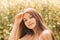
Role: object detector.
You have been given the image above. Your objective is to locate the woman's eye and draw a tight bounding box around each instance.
[30,16,33,18]
[24,19,27,22]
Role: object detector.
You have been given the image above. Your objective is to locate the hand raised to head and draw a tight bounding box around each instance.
[14,12,24,25]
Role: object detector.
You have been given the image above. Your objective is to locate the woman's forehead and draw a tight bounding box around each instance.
[23,13,32,19]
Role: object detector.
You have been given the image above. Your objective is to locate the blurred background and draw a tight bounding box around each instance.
[0,0,60,40]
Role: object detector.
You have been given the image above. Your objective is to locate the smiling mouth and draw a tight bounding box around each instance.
[28,23,33,26]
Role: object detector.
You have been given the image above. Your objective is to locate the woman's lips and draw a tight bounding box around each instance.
[28,23,33,26]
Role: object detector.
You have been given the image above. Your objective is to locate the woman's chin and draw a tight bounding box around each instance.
[28,26,35,29]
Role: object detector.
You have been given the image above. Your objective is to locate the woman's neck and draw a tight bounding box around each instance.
[32,26,39,35]
[32,26,43,36]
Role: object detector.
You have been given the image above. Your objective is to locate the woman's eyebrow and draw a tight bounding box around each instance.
[23,14,32,20]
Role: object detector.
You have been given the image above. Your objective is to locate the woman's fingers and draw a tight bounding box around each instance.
[15,12,24,19]
[15,12,24,25]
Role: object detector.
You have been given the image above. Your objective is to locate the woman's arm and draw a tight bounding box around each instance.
[8,23,19,40]
[8,12,24,40]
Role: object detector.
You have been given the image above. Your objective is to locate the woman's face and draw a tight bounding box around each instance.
[23,13,36,29]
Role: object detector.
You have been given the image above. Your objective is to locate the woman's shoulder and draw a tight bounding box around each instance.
[41,30,51,35]
[40,30,51,37]
[39,30,52,40]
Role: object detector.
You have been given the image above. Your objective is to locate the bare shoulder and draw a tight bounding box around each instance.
[39,30,52,40]
[41,30,51,35]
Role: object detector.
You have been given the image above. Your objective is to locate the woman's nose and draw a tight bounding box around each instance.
[27,20,31,23]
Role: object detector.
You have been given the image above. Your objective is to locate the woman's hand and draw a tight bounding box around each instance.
[14,12,24,25]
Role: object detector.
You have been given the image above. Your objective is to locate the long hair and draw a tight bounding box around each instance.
[15,8,54,40]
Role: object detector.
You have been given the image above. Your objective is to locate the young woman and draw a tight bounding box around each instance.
[8,8,54,40]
